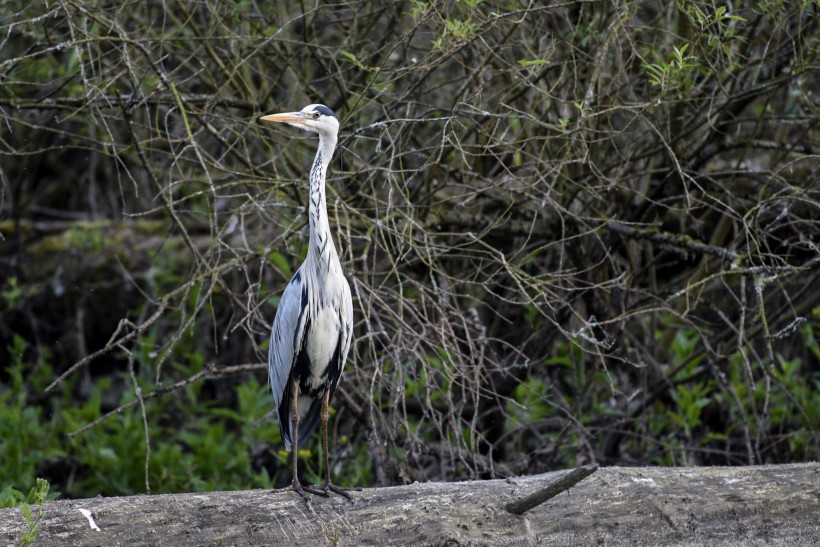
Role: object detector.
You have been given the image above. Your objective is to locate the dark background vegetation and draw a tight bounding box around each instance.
[1,0,818,502]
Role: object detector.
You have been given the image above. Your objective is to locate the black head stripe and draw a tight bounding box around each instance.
[313,104,335,117]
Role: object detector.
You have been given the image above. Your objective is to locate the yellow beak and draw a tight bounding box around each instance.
[260,112,305,124]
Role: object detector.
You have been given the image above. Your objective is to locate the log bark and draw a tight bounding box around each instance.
[1,464,818,546]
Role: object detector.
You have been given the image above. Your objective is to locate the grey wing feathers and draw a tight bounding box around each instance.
[268,269,307,448]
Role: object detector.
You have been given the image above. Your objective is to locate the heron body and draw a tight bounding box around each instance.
[262,104,354,501]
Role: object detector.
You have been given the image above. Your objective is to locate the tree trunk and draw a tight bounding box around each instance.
[1,464,817,546]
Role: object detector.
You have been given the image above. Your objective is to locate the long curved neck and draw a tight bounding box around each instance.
[308,132,338,267]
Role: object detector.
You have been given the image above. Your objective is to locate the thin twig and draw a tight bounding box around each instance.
[605,220,740,261]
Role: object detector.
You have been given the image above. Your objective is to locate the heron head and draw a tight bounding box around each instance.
[260,104,339,138]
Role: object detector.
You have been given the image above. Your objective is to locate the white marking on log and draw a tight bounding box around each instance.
[78,508,100,531]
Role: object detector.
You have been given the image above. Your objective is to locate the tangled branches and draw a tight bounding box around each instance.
[0,1,817,492]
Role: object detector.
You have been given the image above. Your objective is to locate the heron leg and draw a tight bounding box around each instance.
[319,388,356,502]
[289,381,325,503]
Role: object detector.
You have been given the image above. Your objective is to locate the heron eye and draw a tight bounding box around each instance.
[312,112,321,119]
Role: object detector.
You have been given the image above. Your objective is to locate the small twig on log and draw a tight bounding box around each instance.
[505,464,599,515]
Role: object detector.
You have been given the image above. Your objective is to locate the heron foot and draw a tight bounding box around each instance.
[289,479,358,504]
[290,480,326,505]
[323,482,358,503]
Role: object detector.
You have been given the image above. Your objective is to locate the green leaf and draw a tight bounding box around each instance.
[340,50,358,63]
[21,503,32,524]
[518,59,549,67]
[267,251,292,278]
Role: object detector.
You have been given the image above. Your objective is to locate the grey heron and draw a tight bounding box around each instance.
[261,104,354,502]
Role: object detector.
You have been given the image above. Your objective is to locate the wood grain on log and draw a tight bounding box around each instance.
[1,464,818,546]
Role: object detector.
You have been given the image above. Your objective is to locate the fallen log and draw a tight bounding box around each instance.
[1,463,817,545]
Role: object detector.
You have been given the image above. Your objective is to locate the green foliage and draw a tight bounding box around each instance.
[1,334,273,498]
[12,478,49,546]
[683,2,747,62]
[0,337,62,490]
[0,330,376,498]
[430,2,483,50]
[442,18,480,43]
[1,278,39,312]
[503,320,820,468]
[0,479,54,510]
[643,43,702,92]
